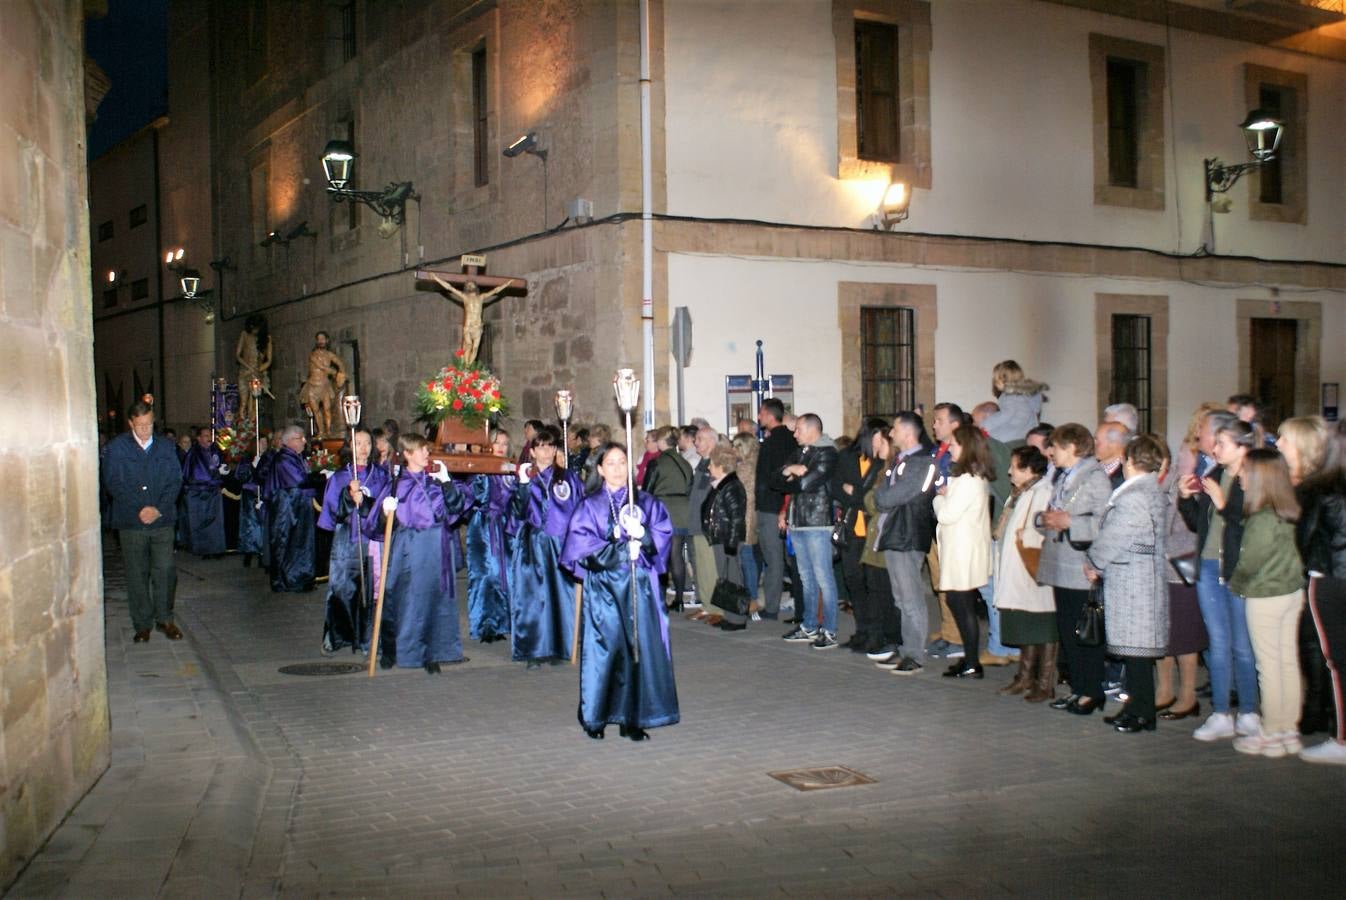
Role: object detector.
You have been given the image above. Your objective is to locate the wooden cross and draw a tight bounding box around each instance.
[415,255,528,364]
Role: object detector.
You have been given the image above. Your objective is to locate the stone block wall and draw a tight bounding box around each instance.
[0,0,110,887]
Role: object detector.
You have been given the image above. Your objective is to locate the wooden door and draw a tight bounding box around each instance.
[1250,318,1297,432]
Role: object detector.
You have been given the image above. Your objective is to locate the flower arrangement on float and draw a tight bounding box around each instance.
[307,445,339,474]
[415,350,509,430]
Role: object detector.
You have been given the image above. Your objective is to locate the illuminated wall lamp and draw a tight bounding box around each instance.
[878,181,911,229]
[1204,108,1284,202]
[320,139,418,226]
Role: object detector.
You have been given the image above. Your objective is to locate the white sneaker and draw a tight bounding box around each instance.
[1278,732,1303,755]
[1235,712,1263,737]
[1234,732,1284,758]
[1300,739,1346,765]
[1193,712,1236,742]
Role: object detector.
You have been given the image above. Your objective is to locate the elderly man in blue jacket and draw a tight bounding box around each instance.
[102,399,183,642]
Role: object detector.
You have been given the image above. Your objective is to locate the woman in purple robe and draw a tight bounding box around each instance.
[461,428,519,643]
[364,434,472,673]
[182,427,226,558]
[263,426,324,593]
[560,442,679,741]
[509,426,584,668]
[318,427,390,655]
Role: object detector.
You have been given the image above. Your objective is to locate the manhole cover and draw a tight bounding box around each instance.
[768,765,877,792]
[278,662,365,676]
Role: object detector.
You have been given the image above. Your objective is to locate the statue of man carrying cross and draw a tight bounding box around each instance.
[416,256,527,365]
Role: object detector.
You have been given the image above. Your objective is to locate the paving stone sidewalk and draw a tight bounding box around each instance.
[12,548,1346,897]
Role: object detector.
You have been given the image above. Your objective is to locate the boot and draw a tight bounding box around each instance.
[1300,617,1332,735]
[998,644,1037,696]
[1025,642,1058,703]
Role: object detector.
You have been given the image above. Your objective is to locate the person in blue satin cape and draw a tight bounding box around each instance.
[460,428,519,643]
[236,437,273,568]
[560,442,679,741]
[182,427,227,557]
[365,433,473,673]
[318,427,390,655]
[263,425,324,593]
[508,426,584,668]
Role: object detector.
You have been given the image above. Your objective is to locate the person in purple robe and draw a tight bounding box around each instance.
[560,442,679,741]
[182,427,227,558]
[318,427,390,655]
[509,426,584,668]
[364,433,473,673]
[460,428,519,643]
[263,425,324,593]
[236,436,273,568]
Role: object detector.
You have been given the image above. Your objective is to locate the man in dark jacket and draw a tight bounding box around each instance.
[873,411,939,673]
[830,417,892,653]
[753,398,798,620]
[770,413,840,648]
[102,399,184,643]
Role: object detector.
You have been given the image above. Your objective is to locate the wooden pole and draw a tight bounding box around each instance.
[367,509,396,677]
[570,582,583,665]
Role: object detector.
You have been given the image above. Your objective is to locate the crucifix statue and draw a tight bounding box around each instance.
[415,255,528,364]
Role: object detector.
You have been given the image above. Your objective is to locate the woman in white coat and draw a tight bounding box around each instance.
[934,424,996,679]
[993,445,1059,701]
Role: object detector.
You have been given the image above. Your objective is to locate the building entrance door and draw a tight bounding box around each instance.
[1249,317,1297,432]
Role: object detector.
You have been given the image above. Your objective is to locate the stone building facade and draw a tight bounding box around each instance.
[94,0,1346,447]
[1,0,109,887]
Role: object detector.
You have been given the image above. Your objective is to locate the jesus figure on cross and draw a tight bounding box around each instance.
[416,256,527,366]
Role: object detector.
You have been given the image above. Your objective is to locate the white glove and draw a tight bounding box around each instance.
[430,460,451,484]
[322,469,335,479]
[619,508,645,541]
[252,455,261,467]
[517,462,532,484]
[628,538,643,562]
[218,464,231,476]
[382,496,399,514]
[360,485,372,498]
[254,500,263,511]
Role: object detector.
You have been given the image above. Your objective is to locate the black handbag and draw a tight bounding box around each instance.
[1169,552,1198,587]
[1074,586,1105,647]
[710,577,751,617]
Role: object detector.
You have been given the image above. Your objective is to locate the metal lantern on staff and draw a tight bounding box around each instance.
[613,368,641,661]
[341,393,367,619]
[248,377,263,451]
[554,389,573,465]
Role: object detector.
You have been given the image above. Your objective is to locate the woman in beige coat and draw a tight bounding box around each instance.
[933,424,996,679]
[993,445,1058,700]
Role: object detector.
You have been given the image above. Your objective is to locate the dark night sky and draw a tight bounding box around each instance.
[86,0,169,160]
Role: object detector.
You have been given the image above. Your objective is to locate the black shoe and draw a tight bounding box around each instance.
[942,663,983,679]
[1050,693,1080,710]
[1103,707,1128,725]
[379,655,396,670]
[1066,697,1100,716]
[526,660,543,670]
[619,725,649,742]
[424,662,441,674]
[843,634,865,650]
[585,727,605,740]
[716,620,747,631]
[1114,713,1157,733]
[667,599,684,612]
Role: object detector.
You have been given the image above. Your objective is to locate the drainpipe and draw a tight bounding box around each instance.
[638,0,655,432]
[152,125,167,424]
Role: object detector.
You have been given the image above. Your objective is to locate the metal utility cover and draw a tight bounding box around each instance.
[278,662,365,676]
[768,765,877,792]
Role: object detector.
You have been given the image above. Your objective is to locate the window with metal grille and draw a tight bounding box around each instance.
[1105,57,1144,188]
[129,204,147,228]
[860,306,915,419]
[472,46,488,188]
[340,1,356,62]
[102,288,118,309]
[97,220,113,242]
[1111,314,1152,433]
[1258,82,1291,205]
[855,21,900,163]
[130,278,149,302]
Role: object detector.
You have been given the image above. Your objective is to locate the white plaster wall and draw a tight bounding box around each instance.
[663,0,1346,262]
[665,252,1344,452]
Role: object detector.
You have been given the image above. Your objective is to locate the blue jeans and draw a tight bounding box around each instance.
[739,543,761,599]
[983,567,1018,658]
[791,528,838,635]
[1196,558,1259,714]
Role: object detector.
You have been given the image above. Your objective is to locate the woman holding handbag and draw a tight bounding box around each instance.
[933,424,996,679]
[702,444,750,630]
[1084,435,1171,733]
[992,445,1057,700]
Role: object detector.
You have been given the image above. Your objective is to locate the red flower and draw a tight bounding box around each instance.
[474,402,484,412]
[451,398,464,411]
[454,349,464,358]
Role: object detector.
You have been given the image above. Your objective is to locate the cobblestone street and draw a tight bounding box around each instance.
[12,547,1346,897]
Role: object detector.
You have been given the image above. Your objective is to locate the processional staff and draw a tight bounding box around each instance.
[342,395,367,616]
[614,369,642,664]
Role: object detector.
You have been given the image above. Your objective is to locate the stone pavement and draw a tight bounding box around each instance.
[11,546,1346,897]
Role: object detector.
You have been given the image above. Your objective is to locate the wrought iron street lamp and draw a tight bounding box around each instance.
[320,139,418,225]
[1204,109,1285,201]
